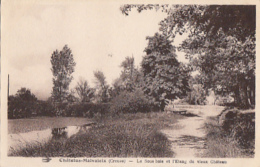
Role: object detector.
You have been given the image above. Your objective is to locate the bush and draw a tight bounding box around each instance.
[222,112,255,149]
[204,124,243,157]
[8,97,37,119]
[36,101,56,117]
[64,102,110,117]
[204,111,255,158]
[8,98,56,118]
[109,89,151,114]
[8,88,38,119]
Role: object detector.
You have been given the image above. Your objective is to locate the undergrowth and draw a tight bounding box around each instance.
[203,114,254,158]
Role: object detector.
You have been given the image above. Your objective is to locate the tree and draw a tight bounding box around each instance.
[171,5,256,108]
[188,33,255,107]
[93,70,109,103]
[113,56,143,93]
[187,84,207,105]
[120,56,135,91]
[110,57,143,98]
[15,87,37,102]
[75,78,95,102]
[121,5,255,40]
[50,45,76,104]
[66,89,77,103]
[141,33,190,110]
[8,88,38,118]
[121,5,256,108]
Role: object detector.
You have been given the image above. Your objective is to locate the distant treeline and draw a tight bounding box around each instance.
[8,87,158,119]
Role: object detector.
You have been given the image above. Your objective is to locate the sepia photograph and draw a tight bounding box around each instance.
[1,0,259,166]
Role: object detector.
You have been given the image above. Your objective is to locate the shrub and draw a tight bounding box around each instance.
[203,119,243,158]
[109,89,151,114]
[64,102,110,117]
[222,112,255,149]
[36,101,56,116]
[204,111,255,158]
[51,102,70,116]
[8,88,38,119]
[8,97,37,119]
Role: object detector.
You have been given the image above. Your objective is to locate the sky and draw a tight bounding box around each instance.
[3,1,189,100]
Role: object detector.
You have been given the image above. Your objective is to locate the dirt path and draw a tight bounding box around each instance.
[161,105,224,158]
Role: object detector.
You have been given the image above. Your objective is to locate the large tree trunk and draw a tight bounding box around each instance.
[238,79,249,108]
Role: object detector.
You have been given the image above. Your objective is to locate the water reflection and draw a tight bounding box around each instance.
[8,123,94,153]
[51,127,68,139]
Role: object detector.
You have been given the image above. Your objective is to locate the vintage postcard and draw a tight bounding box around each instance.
[1,0,259,166]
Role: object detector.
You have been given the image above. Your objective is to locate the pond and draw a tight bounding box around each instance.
[8,123,95,154]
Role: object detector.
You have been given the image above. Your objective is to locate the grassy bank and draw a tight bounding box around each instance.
[8,117,93,134]
[203,116,254,158]
[9,112,183,157]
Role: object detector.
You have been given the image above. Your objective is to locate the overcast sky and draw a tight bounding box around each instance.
[4,1,188,100]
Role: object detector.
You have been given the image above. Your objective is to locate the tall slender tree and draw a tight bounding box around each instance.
[51,45,76,104]
[93,70,109,103]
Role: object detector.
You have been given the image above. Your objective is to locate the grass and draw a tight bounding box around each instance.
[9,112,184,157]
[8,117,93,134]
[203,116,254,158]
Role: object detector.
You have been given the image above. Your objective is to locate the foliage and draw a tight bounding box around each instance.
[111,56,143,97]
[109,89,151,114]
[8,88,38,119]
[204,119,243,158]
[66,89,78,103]
[50,45,76,104]
[8,88,57,118]
[64,103,110,117]
[173,6,256,108]
[120,56,143,91]
[64,103,93,117]
[75,78,95,102]
[110,78,125,97]
[186,32,255,108]
[121,5,255,40]
[93,71,110,103]
[36,100,56,117]
[186,84,207,105]
[221,111,255,149]
[204,112,255,157]
[15,88,38,101]
[141,33,190,110]
[121,5,255,108]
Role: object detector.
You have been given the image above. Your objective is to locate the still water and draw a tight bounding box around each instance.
[8,123,95,153]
